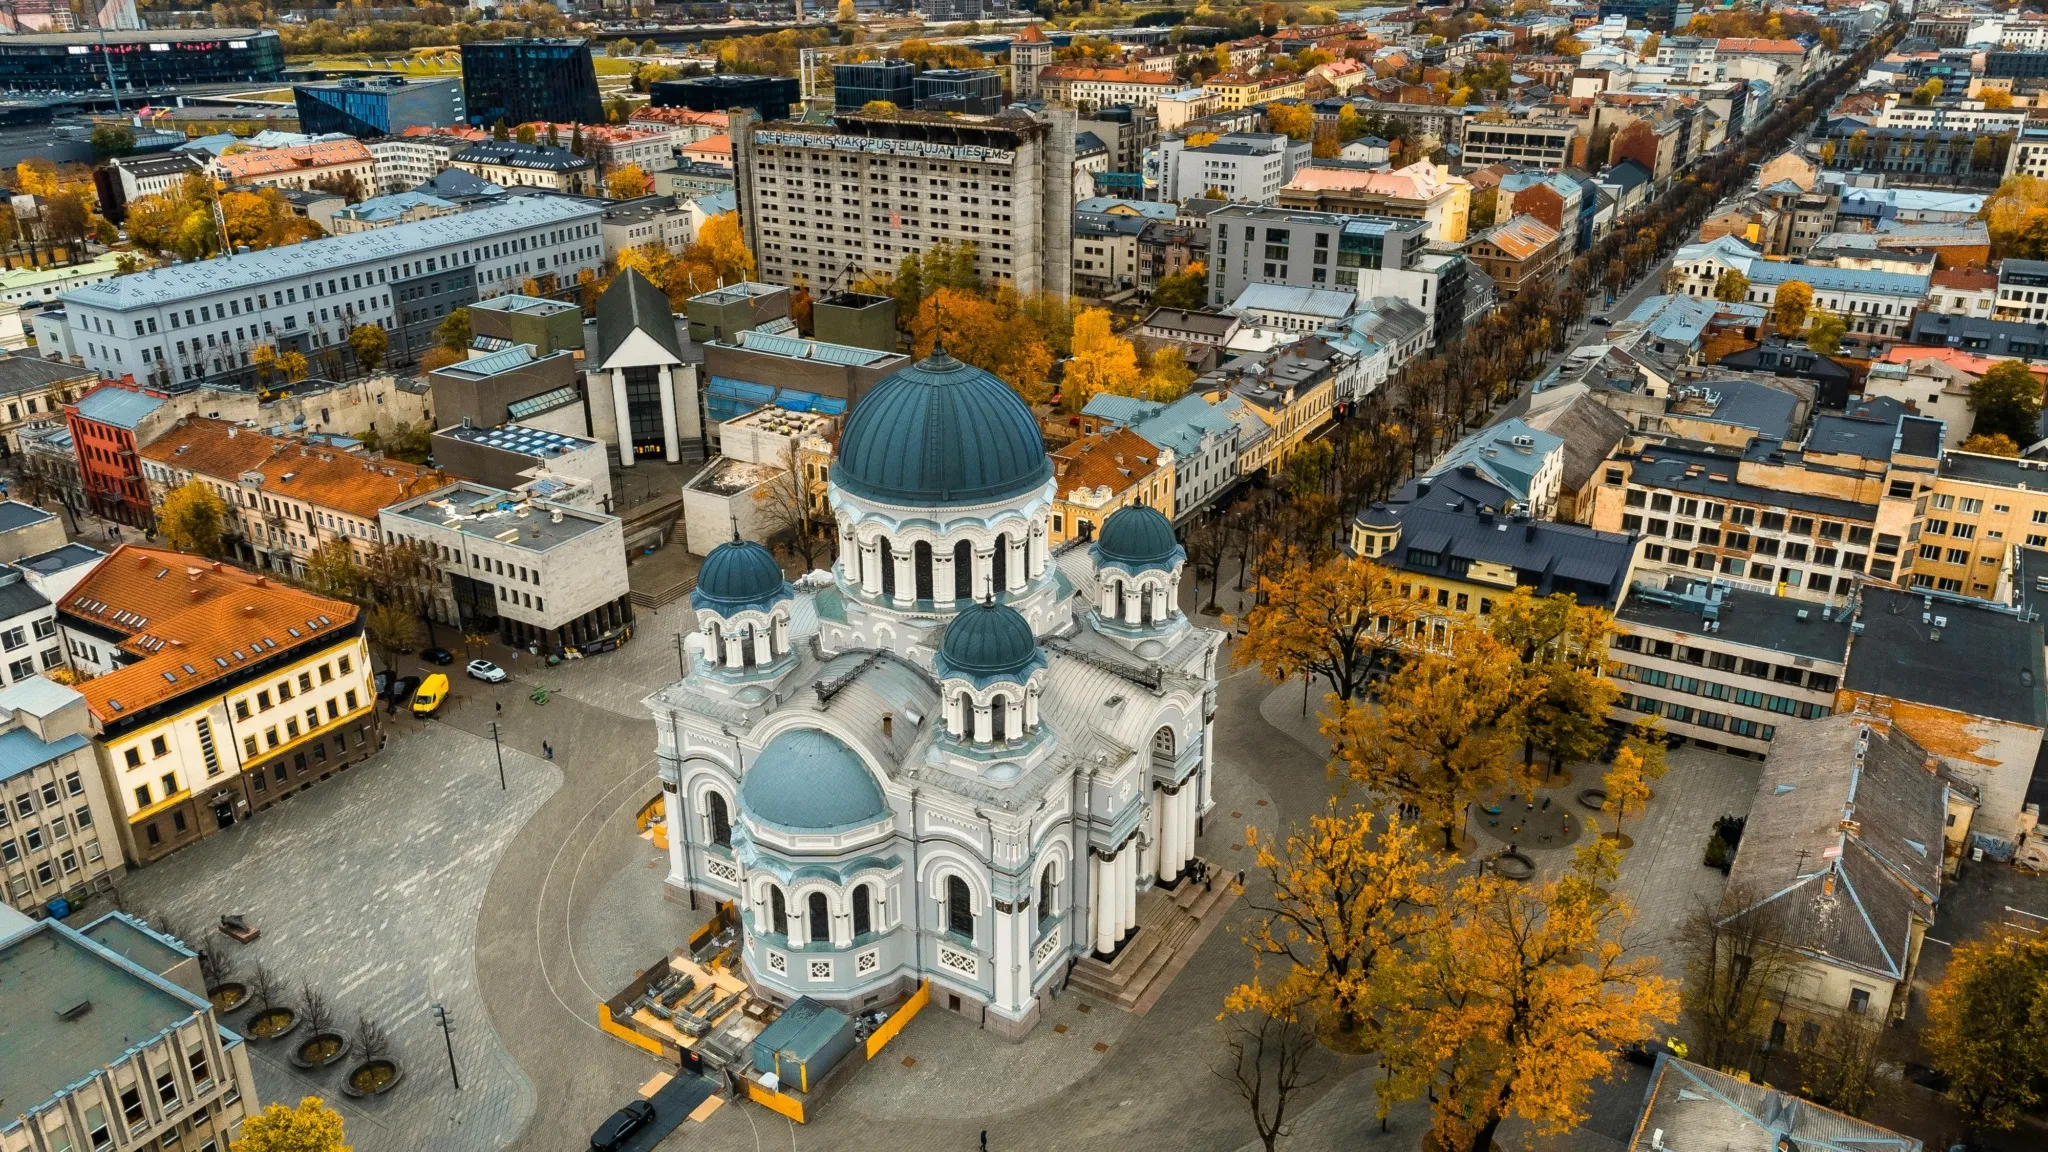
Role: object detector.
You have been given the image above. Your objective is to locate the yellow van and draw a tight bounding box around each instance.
[411,673,449,716]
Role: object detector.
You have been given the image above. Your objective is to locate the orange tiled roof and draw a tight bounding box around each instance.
[1881,345,2048,381]
[216,140,372,180]
[1014,22,1048,43]
[1482,214,1562,260]
[1930,268,1996,290]
[518,122,661,144]
[139,418,443,521]
[400,125,487,141]
[682,134,733,158]
[1038,64,1182,84]
[629,107,729,128]
[1718,37,1805,53]
[59,545,361,723]
[1053,427,1163,497]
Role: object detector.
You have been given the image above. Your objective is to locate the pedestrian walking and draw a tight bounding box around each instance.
[543,740,554,760]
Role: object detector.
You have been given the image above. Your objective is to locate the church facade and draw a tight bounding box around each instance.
[649,350,1224,1038]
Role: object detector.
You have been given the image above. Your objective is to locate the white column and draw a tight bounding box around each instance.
[1142,791,1161,882]
[860,540,882,596]
[934,549,956,602]
[973,548,992,601]
[1008,535,1027,591]
[973,702,991,744]
[610,368,634,467]
[723,634,743,669]
[891,548,912,605]
[840,528,859,584]
[1201,718,1216,810]
[1122,842,1137,932]
[1123,584,1142,625]
[771,615,788,656]
[656,365,680,463]
[1093,854,1115,954]
[1098,579,1117,617]
[1160,791,1179,882]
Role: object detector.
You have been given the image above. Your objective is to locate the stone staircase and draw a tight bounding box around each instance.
[1067,861,1238,1015]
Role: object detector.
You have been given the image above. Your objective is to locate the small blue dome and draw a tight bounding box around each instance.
[834,349,1053,506]
[936,600,1045,685]
[740,729,889,832]
[1094,505,1184,573]
[692,538,790,614]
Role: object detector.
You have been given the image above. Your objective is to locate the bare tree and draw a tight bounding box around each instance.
[1215,996,1327,1152]
[1183,515,1226,612]
[1795,1007,1895,1117]
[300,983,332,1037]
[1677,882,1807,1075]
[198,946,234,989]
[752,441,827,571]
[354,1013,390,1061]
[249,964,281,1011]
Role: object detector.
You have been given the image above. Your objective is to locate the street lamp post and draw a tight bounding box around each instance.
[488,721,505,791]
[432,1003,460,1090]
[673,631,687,679]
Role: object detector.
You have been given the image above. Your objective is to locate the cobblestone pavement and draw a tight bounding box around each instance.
[117,718,562,1152]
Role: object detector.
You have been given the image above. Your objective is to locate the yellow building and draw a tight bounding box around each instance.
[1048,427,1176,546]
[1908,451,2048,599]
[1202,343,1338,477]
[57,546,381,866]
[1203,71,1308,111]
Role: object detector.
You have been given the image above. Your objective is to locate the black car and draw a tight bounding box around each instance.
[590,1100,656,1150]
[421,647,455,666]
[388,675,422,713]
[375,670,393,699]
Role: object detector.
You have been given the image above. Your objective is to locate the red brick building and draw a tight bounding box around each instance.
[66,383,170,528]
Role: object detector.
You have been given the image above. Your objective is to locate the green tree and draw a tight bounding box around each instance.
[1806,311,1848,354]
[1925,928,2048,1129]
[1712,269,1749,302]
[436,308,471,353]
[347,324,388,375]
[1970,359,2044,444]
[157,479,226,557]
[89,124,135,160]
[1153,261,1208,310]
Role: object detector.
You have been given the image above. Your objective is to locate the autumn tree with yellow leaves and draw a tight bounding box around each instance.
[1378,840,1678,1152]
[605,163,654,200]
[910,287,1057,404]
[1486,589,1620,776]
[1237,800,1451,1035]
[1325,631,1538,851]
[158,479,227,557]
[234,1095,350,1152]
[1231,548,1420,701]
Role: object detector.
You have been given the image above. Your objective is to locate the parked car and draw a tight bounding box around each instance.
[421,646,455,665]
[590,1100,656,1150]
[411,673,449,716]
[387,675,422,712]
[467,659,507,683]
[375,669,393,699]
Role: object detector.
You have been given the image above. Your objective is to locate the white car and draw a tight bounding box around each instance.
[466,659,507,683]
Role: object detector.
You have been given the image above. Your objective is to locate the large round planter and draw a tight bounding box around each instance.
[245,1007,298,1042]
[1495,851,1536,881]
[341,1059,403,1098]
[208,983,249,1014]
[289,1032,351,1071]
[1578,788,1608,812]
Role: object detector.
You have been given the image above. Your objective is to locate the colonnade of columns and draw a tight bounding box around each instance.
[704,613,789,670]
[1155,784,1196,885]
[844,528,1051,604]
[1096,572,1183,627]
[611,366,683,465]
[1090,838,1139,956]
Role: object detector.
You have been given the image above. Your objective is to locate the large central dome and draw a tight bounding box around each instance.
[833,349,1053,506]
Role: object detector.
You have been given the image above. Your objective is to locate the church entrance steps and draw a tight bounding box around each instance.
[1066,858,1238,1015]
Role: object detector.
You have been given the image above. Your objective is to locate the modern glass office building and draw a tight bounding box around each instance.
[459,38,602,129]
[648,75,800,124]
[295,76,465,138]
[0,29,284,93]
[834,60,913,111]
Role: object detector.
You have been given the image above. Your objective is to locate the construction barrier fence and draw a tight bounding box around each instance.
[864,979,930,1060]
[598,1000,665,1057]
[747,1078,806,1123]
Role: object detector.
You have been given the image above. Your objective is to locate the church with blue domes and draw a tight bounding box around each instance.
[648,349,1225,1038]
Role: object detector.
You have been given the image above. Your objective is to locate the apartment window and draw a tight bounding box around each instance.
[256,690,271,711]
[339,655,352,674]
[235,700,250,720]
[188,1046,211,1087]
[265,727,279,749]
[120,1086,144,1128]
[124,747,141,768]
[345,689,359,711]
[155,1069,179,1108]
[64,770,80,796]
[160,772,177,797]
[133,783,150,809]
[243,735,258,759]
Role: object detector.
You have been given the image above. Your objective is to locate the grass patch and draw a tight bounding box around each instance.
[236,88,296,104]
[593,55,639,76]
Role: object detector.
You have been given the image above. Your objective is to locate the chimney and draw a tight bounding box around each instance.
[242,605,257,617]
[882,711,894,738]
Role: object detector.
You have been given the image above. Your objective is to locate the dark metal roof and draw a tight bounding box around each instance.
[1372,468,1638,608]
[1617,575,1853,665]
[0,355,90,398]
[593,269,683,366]
[1845,587,2047,728]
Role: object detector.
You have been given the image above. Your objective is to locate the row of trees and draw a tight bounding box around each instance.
[126,173,327,262]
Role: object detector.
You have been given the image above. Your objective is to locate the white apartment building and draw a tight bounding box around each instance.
[1158,132,1310,204]
[110,153,204,203]
[1873,95,2029,134]
[0,912,258,1152]
[57,196,605,387]
[733,106,1077,298]
[0,565,65,690]
[0,677,123,915]
[366,134,475,195]
[1036,64,1184,109]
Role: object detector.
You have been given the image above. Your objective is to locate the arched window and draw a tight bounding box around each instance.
[992,532,1009,592]
[1038,865,1056,928]
[953,539,973,601]
[913,540,934,601]
[770,886,787,936]
[1114,579,1126,619]
[742,623,759,667]
[1151,727,1175,771]
[1141,584,1155,625]
[853,884,872,937]
[880,540,896,598]
[708,792,731,848]
[945,875,973,938]
[990,694,1008,743]
[808,891,830,944]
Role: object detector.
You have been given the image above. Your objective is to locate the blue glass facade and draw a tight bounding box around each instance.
[460,39,602,129]
[0,29,283,93]
[294,77,465,138]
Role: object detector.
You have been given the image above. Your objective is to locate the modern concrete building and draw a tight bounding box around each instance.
[732,106,1076,298]
[1158,132,1310,204]
[467,292,584,355]
[0,677,122,917]
[380,481,632,656]
[0,910,258,1152]
[429,345,586,436]
[57,196,606,387]
[56,547,379,866]
[429,422,612,514]
[585,270,698,466]
[1611,575,1848,756]
[0,500,64,564]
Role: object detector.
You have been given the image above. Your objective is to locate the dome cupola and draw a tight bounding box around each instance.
[692,537,796,675]
[833,348,1053,507]
[739,729,889,833]
[936,599,1045,686]
[692,537,790,615]
[1093,505,1184,574]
